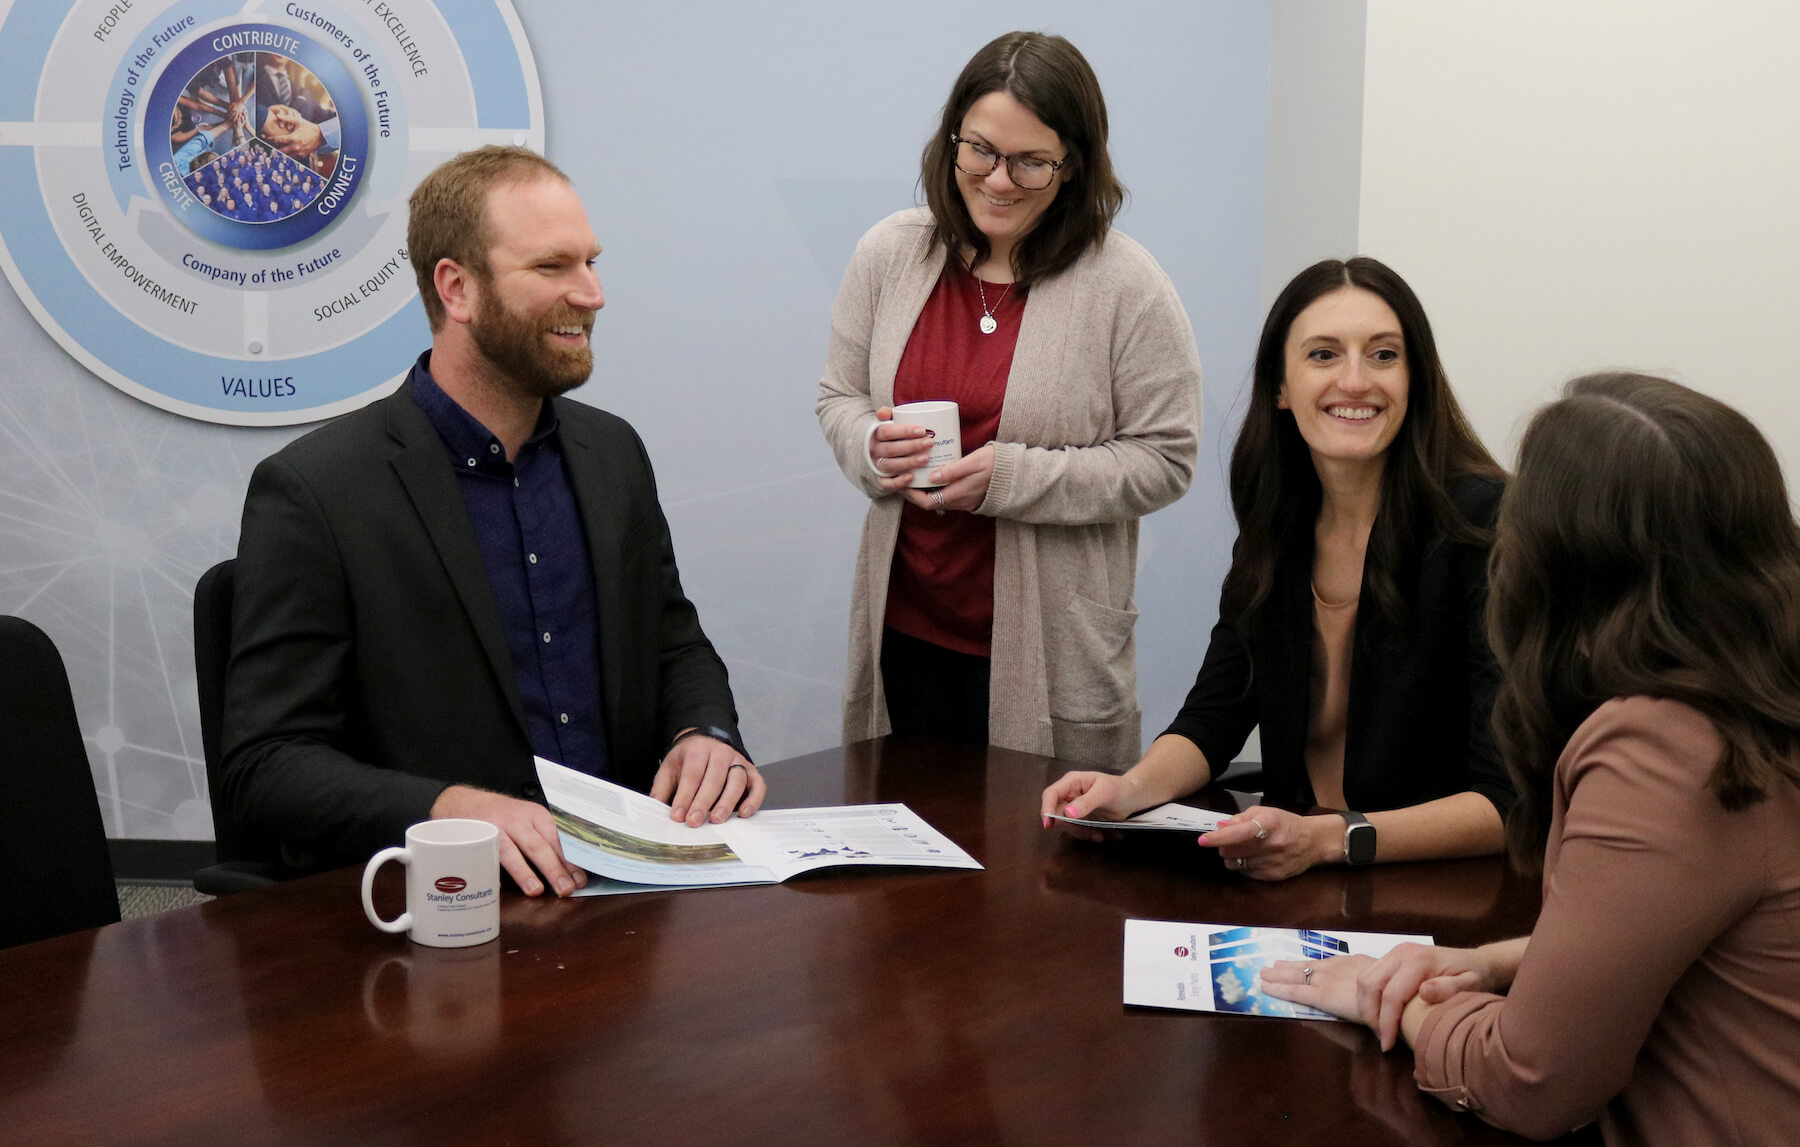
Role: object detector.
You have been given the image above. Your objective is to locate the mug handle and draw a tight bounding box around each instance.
[362,846,412,934]
[863,417,891,479]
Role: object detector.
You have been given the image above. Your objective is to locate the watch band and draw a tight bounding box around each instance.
[666,724,750,763]
[1337,810,1377,866]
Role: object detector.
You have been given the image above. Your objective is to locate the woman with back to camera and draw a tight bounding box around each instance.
[816,32,1203,765]
[1042,257,1513,878]
[1260,373,1800,1143]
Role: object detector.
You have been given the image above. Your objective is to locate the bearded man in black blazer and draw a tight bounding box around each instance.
[221,147,763,895]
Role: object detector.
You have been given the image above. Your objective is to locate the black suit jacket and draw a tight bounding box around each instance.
[220,379,741,870]
[1164,475,1514,816]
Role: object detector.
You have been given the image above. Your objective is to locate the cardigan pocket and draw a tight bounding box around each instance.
[1049,710,1142,768]
[1046,593,1139,724]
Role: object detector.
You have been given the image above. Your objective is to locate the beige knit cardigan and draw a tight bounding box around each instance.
[816,208,1203,765]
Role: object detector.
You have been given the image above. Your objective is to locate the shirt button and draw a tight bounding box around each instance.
[542,632,552,644]
[514,477,520,488]
[489,443,501,454]
[560,713,569,724]
[466,458,477,467]
[528,553,538,564]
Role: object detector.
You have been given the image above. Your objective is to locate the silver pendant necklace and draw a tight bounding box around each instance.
[976,277,1013,335]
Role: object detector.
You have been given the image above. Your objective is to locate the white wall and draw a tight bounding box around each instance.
[1359,0,1800,475]
[1263,0,1365,306]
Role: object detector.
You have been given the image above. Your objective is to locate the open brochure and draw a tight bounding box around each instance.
[1123,919,1432,1020]
[1047,801,1231,833]
[535,756,982,896]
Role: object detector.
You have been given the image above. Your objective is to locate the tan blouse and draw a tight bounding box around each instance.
[1413,696,1800,1144]
[1303,583,1358,809]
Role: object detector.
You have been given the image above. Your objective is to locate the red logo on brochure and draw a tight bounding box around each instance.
[1174,946,1190,957]
[435,877,468,893]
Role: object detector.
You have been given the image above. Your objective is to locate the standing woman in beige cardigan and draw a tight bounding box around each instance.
[815,31,1203,765]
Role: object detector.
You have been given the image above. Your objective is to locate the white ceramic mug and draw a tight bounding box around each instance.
[865,400,962,489]
[361,819,500,948]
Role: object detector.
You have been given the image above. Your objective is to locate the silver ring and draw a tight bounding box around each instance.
[1302,965,1314,985]
[1252,818,1269,840]
[1235,857,1247,872]
[930,489,946,509]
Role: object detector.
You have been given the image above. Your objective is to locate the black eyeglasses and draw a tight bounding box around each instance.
[949,135,1065,191]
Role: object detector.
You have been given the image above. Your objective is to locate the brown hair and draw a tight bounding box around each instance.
[1222,257,1502,641]
[920,31,1124,286]
[407,146,569,330]
[1488,372,1800,871]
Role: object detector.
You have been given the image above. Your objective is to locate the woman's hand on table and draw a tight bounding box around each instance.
[1259,942,1497,1050]
[1040,770,1141,842]
[1351,942,1502,1050]
[867,407,936,493]
[1199,805,1336,881]
[902,444,995,513]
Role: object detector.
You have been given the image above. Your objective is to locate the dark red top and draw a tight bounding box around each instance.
[884,259,1024,657]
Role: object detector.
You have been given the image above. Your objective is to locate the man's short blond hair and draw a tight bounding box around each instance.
[406,146,569,330]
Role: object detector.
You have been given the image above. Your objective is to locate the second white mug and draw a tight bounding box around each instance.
[865,400,962,489]
[361,818,501,948]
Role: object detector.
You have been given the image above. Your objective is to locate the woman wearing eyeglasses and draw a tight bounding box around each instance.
[816,32,1202,764]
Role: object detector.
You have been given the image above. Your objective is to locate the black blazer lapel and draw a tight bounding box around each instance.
[382,389,530,737]
[1266,530,1319,807]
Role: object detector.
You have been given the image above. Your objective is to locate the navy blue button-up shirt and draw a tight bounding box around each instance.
[410,354,609,780]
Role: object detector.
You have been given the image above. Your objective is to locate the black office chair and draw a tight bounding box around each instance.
[0,616,121,948]
[192,558,281,894]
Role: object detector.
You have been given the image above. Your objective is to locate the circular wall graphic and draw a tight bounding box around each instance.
[0,0,544,425]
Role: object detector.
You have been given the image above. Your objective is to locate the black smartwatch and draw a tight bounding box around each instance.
[1337,810,1377,866]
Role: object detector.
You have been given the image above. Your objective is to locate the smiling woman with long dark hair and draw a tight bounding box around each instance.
[1262,373,1800,1143]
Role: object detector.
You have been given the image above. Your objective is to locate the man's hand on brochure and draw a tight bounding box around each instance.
[431,784,588,898]
[653,734,766,827]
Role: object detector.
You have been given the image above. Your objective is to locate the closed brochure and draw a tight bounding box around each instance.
[1123,919,1432,1020]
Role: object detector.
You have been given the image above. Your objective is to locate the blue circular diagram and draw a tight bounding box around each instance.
[150,26,368,248]
[0,0,543,425]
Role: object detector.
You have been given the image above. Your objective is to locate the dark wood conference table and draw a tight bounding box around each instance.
[3,739,1555,1145]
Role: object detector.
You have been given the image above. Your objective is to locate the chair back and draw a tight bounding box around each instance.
[0,616,120,948]
[192,559,283,893]
[195,558,263,864]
